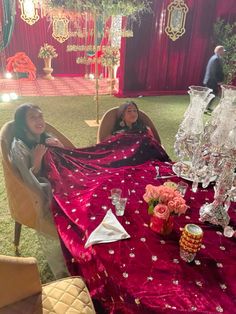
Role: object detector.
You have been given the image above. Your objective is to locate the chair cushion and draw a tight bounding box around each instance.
[0,277,95,314]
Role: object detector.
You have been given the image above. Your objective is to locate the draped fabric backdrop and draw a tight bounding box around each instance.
[118,0,236,97]
[0,0,16,51]
[2,1,236,92]
[0,1,16,72]
[4,6,112,76]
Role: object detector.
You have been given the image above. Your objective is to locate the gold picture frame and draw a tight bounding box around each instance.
[165,0,189,41]
[52,16,70,43]
[19,0,39,25]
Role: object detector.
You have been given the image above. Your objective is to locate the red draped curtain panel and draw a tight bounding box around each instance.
[5,7,84,75]
[4,5,112,76]
[118,0,236,97]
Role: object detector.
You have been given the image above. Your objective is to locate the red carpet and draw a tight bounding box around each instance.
[0,77,117,96]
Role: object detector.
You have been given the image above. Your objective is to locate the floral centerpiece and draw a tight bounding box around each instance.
[101,48,120,67]
[143,183,188,235]
[38,43,58,59]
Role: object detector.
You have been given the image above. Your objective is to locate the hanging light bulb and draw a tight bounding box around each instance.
[19,0,40,25]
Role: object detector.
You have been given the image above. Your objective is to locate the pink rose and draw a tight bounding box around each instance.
[143,184,159,203]
[176,204,188,215]
[143,190,153,203]
[167,201,176,213]
[153,204,170,220]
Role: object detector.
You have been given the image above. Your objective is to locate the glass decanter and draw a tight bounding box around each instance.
[174,86,214,177]
[191,85,236,190]
[198,85,236,228]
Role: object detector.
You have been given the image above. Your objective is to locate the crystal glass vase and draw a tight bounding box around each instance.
[174,86,214,160]
[197,85,236,228]
[174,86,214,176]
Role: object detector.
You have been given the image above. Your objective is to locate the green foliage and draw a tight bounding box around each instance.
[46,0,151,19]
[38,43,58,59]
[101,48,120,67]
[213,19,236,84]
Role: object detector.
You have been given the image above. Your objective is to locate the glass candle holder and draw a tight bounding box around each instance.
[177,181,188,197]
[179,224,203,262]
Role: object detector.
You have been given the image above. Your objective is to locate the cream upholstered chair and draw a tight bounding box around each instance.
[0,254,95,314]
[0,121,75,252]
[97,107,161,144]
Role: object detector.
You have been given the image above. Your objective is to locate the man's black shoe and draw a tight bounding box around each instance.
[204,110,212,115]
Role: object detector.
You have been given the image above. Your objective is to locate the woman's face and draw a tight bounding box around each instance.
[123,104,138,127]
[25,108,46,136]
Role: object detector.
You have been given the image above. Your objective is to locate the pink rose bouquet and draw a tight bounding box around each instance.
[143,183,188,235]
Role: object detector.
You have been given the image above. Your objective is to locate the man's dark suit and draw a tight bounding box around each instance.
[203,54,224,95]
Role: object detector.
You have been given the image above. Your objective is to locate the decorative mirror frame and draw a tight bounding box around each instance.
[165,0,189,41]
[52,16,70,43]
[19,0,39,25]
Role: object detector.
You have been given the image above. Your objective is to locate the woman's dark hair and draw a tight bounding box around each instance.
[14,103,49,149]
[112,101,147,134]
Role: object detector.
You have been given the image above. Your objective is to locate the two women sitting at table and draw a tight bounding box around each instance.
[9,101,170,275]
[11,102,169,196]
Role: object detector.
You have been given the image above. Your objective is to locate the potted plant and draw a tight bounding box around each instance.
[213,19,236,84]
[38,43,58,79]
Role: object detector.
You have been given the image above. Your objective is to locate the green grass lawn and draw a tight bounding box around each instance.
[0,94,190,282]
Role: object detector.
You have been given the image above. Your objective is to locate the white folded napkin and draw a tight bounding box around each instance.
[84,209,130,248]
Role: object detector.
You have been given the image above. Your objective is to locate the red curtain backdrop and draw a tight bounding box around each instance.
[3,1,236,89]
[4,6,111,76]
[118,0,236,97]
[5,8,84,75]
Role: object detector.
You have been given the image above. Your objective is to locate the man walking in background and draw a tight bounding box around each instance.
[203,45,225,114]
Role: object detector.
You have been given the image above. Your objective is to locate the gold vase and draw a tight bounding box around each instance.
[43,57,54,80]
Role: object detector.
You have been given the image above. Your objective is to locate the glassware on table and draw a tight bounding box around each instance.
[115,197,127,216]
[223,226,235,238]
[155,166,160,179]
[174,86,214,163]
[179,224,203,263]
[177,181,188,197]
[110,188,122,205]
[174,85,236,230]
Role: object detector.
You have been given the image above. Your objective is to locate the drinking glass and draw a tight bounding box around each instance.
[177,181,188,197]
[110,188,122,205]
[115,197,127,216]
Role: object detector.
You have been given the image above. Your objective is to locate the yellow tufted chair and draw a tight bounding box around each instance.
[0,121,75,253]
[0,254,95,314]
[97,107,161,144]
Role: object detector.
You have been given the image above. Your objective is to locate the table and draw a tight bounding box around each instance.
[49,159,236,314]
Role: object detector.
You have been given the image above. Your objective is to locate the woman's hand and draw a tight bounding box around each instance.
[32,144,48,175]
[45,137,64,148]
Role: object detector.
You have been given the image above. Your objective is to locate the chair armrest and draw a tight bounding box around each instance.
[0,255,42,308]
[97,108,117,143]
[46,123,75,148]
